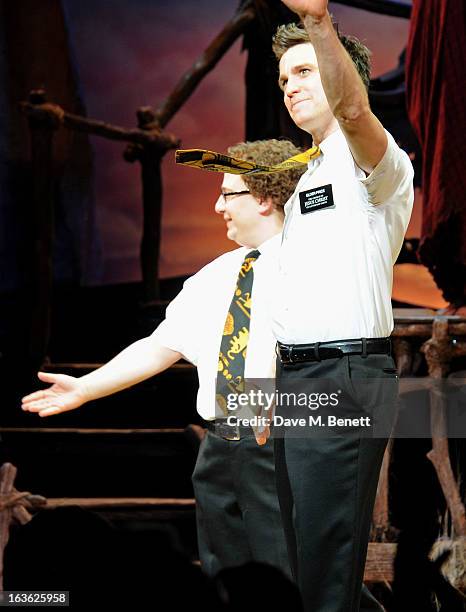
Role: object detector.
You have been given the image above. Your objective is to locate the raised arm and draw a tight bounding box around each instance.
[282,0,387,173]
[21,337,182,417]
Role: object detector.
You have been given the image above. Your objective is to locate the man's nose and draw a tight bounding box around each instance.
[285,77,299,98]
[215,195,225,214]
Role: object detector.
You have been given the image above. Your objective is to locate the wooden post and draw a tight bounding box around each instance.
[124,108,180,304]
[25,89,60,369]
[392,337,415,377]
[138,108,163,303]
[0,463,46,591]
[0,464,15,591]
[422,317,466,536]
[372,441,396,541]
[372,338,416,541]
[20,96,179,310]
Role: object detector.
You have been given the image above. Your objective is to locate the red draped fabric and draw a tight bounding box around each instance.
[405,0,466,305]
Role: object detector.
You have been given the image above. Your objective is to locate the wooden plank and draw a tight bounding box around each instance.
[393,308,466,322]
[364,543,397,583]
[393,308,437,320]
[154,2,255,128]
[44,498,195,509]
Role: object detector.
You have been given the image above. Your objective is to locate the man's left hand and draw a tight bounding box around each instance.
[281,0,328,20]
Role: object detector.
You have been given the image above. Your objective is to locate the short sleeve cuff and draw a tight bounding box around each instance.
[151,321,198,365]
[359,131,402,205]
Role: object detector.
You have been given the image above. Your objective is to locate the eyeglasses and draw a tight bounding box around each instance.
[221,190,250,203]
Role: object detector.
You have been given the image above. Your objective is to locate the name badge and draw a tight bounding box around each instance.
[299,184,334,214]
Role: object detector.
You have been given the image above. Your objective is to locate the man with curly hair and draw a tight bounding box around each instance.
[268,2,415,611]
[22,139,306,579]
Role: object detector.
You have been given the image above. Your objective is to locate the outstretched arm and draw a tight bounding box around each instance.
[282,0,387,173]
[21,337,182,417]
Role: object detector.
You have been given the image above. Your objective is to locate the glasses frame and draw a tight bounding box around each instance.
[221,190,250,203]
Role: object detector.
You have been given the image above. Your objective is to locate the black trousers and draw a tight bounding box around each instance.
[274,353,398,612]
[192,430,291,579]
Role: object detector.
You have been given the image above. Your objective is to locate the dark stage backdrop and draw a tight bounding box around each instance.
[1,2,426,297]
[63,0,414,283]
[63,0,247,284]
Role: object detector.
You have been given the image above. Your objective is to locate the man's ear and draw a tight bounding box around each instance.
[257,197,275,216]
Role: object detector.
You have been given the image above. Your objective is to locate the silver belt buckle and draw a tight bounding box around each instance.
[216,420,241,441]
[278,343,294,364]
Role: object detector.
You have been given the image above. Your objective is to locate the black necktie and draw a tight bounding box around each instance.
[216,249,261,416]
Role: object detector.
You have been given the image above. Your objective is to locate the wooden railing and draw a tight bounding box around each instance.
[3,311,466,589]
[18,1,256,370]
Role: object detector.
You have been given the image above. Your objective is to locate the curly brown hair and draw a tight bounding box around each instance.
[272,22,371,90]
[227,139,306,210]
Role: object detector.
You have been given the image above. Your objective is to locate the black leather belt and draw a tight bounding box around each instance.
[203,419,253,441]
[277,337,391,365]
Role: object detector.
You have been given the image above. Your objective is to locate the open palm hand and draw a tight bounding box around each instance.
[21,371,88,417]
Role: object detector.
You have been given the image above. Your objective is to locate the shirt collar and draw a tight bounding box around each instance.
[244,232,281,259]
[313,127,344,158]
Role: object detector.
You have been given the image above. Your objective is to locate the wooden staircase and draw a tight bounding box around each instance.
[1,358,202,561]
[2,291,466,589]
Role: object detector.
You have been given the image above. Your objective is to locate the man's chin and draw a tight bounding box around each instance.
[291,111,312,131]
[226,228,236,242]
[227,230,248,247]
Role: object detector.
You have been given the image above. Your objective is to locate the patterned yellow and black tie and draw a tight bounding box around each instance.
[216,249,260,416]
[175,146,321,175]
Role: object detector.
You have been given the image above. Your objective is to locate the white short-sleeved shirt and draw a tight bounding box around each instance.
[272,128,414,345]
[151,234,280,420]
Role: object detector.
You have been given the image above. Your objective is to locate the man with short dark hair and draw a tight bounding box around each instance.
[273,21,371,90]
[269,2,414,611]
[22,138,305,579]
